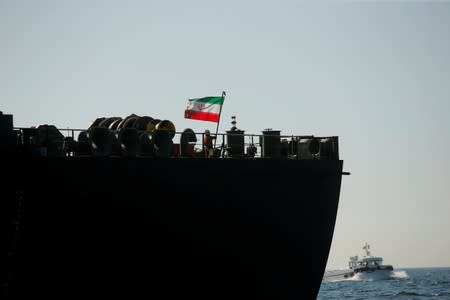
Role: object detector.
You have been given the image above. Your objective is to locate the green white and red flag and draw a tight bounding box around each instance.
[184,96,224,123]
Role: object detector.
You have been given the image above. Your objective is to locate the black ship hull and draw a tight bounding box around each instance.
[3,156,342,299]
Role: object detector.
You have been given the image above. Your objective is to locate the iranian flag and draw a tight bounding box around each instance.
[184,96,224,122]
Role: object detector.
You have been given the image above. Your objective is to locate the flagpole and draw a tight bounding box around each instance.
[213,91,226,148]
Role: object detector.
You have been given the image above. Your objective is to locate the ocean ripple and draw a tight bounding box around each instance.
[318,267,450,300]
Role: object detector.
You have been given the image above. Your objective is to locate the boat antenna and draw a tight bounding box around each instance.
[362,242,371,256]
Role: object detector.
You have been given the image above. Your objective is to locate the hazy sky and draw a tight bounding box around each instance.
[2,1,450,269]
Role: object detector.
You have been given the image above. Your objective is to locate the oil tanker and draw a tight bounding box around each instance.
[1,111,346,299]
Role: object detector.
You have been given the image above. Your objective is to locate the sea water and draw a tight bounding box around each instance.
[318,267,450,299]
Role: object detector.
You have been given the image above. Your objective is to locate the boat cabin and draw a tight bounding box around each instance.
[349,255,383,270]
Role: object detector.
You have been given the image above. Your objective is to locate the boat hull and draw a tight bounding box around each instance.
[3,156,343,299]
[352,269,394,281]
[323,269,355,281]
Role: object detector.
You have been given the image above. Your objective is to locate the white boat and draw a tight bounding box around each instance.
[323,243,394,281]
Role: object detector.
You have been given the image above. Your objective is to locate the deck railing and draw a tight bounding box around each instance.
[12,125,339,160]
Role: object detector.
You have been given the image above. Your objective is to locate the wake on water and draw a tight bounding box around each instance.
[324,270,409,282]
[350,270,409,281]
[320,268,450,299]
